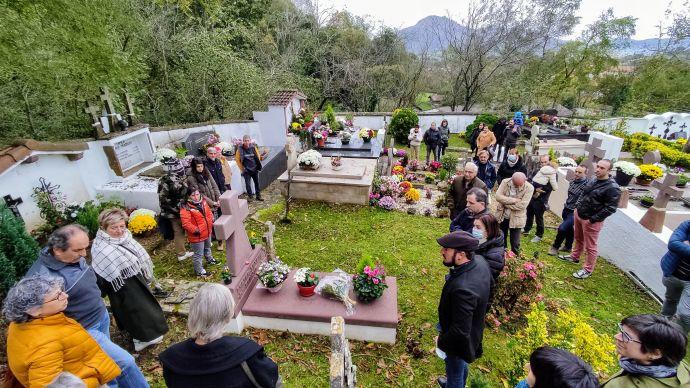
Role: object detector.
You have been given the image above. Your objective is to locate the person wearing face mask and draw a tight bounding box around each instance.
[472,213,505,280]
[602,314,690,387]
[180,188,218,278]
[514,347,599,388]
[497,148,527,183]
[447,162,488,220]
[450,188,488,233]
[435,231,492,388]
[91,208,169,352]
[158,158,193,261]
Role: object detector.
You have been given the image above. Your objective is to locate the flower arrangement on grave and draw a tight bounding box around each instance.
[395,149,407,158]
[404,173,417,182]
[398,181,412,194]
[128,209,157,236]
[428,161,442,172]
[424,172,436,184]
[376,175,401,197]
[369,192,381,206]
[408,159,420,171]
[438,168,449,182]
[340,131,352,144]
[330,156,343,170]
[297,150,322,170]
[378,195,396,210]
[392,165,406,176]
[154,148,177,164]
[359,128,375,142]
[315,269,356,314]
[221,266,232,285]
[352,257,388,303]
[640,195,655,207]
[216,141,233,155]
[440,154,458,173]
[294,267,320,297]
[557,157,577,167]
[638,164,663,180]
[257,258,290,291]
[425,188,433,199]
[405,187,421,203]
[613,161,641,177]
[312,131,324,140]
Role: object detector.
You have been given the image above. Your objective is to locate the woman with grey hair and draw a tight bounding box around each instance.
[91,208,168,352]
[4,275,121,387]
[159,283,280,387]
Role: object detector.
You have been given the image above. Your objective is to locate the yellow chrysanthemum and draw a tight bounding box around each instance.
[128,214,157,235]
[405,188,420,202]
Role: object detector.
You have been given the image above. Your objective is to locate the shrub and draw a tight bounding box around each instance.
[0,201,40,298]
[438,168,449,181]
[388,108,419,144]
[441,154,458,172]
[464,114,499,142]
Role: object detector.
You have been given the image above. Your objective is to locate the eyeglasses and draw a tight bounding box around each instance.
[618,323,642,344]
[44,290,67,304]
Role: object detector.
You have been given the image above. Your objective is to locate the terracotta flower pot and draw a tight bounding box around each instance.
[317,138,325,147]
[297,283,316,297]
[636,177,653,186]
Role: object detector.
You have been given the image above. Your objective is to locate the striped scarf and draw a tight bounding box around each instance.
[91,229,154,292]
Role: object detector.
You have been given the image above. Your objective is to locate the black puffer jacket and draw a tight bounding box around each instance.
[475,233,505,280]
[575,178,621,223]
[497,157,527,182]
[437,256,492,363]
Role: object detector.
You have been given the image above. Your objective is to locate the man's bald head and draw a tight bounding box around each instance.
[512,172,527,186]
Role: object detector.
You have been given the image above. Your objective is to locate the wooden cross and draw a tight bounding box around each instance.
[651,173,684,208]
[2,195,23,221]
[386,138,394,176]
[213,190,253,274]
[123,92,137,126]
[263,221,276,259]
[584,138,606,163]
[100,86,117,130]
[84,100,107,138]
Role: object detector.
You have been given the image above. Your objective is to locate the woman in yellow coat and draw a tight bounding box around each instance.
[3,275,120,387]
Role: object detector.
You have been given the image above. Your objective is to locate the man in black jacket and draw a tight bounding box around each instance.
[204,146,226,194]
[565,159,621,279]
[435,231,492,388]
[449,188,488,233]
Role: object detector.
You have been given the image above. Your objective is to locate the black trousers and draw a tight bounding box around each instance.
[500,218,521,255]
[524,199,546,237]
[243,170,260,197]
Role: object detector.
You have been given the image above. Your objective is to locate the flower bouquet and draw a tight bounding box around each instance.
[405,187,421,203]
[398,181,412,194]
[257,258,290,293]
[293,267,319,297]
[297,150,322,170]
[408,159,420,171]
[154,148,177,164]
[315,269,356,315]
[428,161,442,172]
[330,156,343,171]
[613,161,641,186]
[392,165,406,176]
[557,157,577,167]
[352,258,387,303]
[359,128,375,143]
[378,195,396,210]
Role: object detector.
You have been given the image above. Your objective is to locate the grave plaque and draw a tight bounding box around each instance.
[184,131,216,157]
[113,137,144,171]
[103,128,155,177]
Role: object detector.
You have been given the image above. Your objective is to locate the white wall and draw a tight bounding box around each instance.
[598,112,690,138]
[347,113,477,133]
[151,122,262,149]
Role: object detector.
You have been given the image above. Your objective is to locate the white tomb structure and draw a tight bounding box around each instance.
[599,112,690,139]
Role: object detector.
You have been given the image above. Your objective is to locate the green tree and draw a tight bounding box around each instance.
[0,201,40,297]
[621,56,690,115]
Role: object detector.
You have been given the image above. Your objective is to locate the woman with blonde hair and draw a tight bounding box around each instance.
[91,208,168,351]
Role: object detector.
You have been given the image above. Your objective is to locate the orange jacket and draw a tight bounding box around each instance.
[7,313,121,388]
[180,199,214,243]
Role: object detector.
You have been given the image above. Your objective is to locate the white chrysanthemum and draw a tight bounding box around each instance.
[130,208,156,219]
[154,148,177,162]
[613,161,641,177]
[557,156,577,167]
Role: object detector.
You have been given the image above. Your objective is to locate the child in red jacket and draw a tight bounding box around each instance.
[180,189,218,277]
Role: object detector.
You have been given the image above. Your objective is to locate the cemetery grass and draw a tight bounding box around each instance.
[127,202,660,386]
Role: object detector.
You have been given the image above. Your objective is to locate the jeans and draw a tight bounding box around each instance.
[524,199,546,238]
[662,276,690,333]
[444,355,469,388]
[571,210,604,273]
[500,218,521,255]
[87,309,149,388]
[426,145,440,164]
[553,208,575,250]
[191,237,213,275]
[243,170,261,198]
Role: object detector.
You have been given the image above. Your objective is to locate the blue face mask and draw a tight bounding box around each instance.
[472,228,485,240]
[507,155,518,163]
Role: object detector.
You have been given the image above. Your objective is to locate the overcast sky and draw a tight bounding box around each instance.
[315,0,684,40]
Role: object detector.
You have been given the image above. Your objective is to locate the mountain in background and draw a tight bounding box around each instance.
[399,15,690,57]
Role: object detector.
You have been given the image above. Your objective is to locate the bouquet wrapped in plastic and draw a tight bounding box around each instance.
[315,269,356,315]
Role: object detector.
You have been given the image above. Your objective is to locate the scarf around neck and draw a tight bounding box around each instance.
[91,229,154,292]
[619,357,678,378]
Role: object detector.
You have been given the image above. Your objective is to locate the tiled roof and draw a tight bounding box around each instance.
[0,139,89,176]
[267,89,307,107]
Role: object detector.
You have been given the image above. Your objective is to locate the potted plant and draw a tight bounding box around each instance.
[248,231,260,249]
[637,164,663,186]
[256,258,290,293]
[405,187,421,203]
[313,130,325,148]
[293,267,319,297]
[297,150,322,170]
[359,128,375,143]
[677,174,688,187]
[330,156,343,171]
[221,266,232,285]
[341,131,352,145]
[640,195,655,208]
[352,257,388,303]
[613,161,641,187]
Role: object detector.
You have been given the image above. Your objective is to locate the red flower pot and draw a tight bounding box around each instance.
[317,138,325,148]
[298,284,316,297]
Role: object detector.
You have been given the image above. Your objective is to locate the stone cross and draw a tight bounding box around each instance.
[286,134,298,170]
[263,221,276,259]
[213,190,253,274]
[329,316,356,388]
[99,87,118,130]
[2,195,23,221]
[663,116,677,139]
[123,92,137,126]
[639,173,684,233]
[84,101,107,138]
[584,138,605,163]
[642,150,661,165]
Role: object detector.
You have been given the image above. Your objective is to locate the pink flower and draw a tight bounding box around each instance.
[524,262,535,271]
[535,294,544,302]
[518,273,526,280]
[373,278,380,284]
[529,271,537,279]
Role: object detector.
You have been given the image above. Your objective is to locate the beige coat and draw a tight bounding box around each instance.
[476,130,496,150]
[494,177,534,228]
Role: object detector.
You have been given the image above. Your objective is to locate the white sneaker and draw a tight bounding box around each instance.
[178,251,193,261]
[133,335,164,352]
[530,236,542,243]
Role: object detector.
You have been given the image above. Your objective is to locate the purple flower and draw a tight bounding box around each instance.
[378,196,396,210]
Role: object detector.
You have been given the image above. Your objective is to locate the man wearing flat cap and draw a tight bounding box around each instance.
[435,231,493,388]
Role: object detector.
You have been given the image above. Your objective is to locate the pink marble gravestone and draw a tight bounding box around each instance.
[213,190,267,316]
[639,174,684,233]
[581,138,605,178]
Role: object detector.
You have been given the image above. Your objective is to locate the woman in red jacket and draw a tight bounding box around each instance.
[180,189,219,277]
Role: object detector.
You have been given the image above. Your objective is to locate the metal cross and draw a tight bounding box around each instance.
[2,195,23,221]
[649,124,657,136]
[663,116,677,139]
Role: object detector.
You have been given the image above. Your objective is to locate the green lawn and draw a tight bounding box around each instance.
[128,200,658,387]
